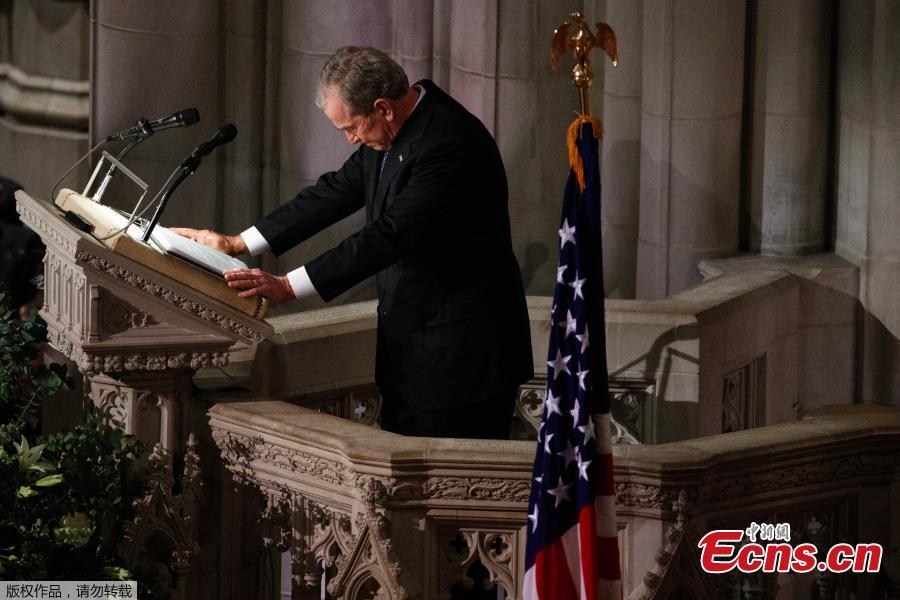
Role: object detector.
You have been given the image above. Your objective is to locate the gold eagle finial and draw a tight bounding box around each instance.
[551,11,618,115]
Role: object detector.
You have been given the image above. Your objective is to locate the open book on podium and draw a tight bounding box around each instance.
[54,169,268,319]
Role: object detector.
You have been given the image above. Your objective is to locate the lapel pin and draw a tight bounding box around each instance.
[399,154,404,162]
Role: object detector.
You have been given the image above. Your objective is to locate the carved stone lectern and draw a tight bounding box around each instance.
[16,190,272,453]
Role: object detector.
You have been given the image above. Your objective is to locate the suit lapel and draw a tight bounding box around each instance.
[374,140,408,195]
[365,147,380,223]
[373,83,438,219]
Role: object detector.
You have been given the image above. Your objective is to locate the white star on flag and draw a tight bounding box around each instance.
[558,219,577,249]
[558,310,578,339]
[568,399,580,422]
[546,476,572,507]
[558,439,578,468]
[578,417,596,444]
[528,505,540,533]
[576,452,592,481]
[576,368,590,390]
[543,433,555,455]
[547,349,571,380]
[544,390,563,416]
[576,326,590,354]
[569,276,586,300]
[556,265,568,284]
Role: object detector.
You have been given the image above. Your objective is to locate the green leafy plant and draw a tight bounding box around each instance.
[0,285,65,434]
[0,413,148,581]
[0,286,167,598]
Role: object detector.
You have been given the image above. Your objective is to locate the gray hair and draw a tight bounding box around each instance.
[316,46,409,116]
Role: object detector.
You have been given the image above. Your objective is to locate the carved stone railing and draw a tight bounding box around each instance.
[616,403,900,599]
[204,254,861,450]
[209,401,900,600]
[121,435,204,600]
[210,400,533,599]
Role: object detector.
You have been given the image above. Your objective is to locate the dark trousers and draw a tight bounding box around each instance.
[375,315,519,439]
[379,385,518,439]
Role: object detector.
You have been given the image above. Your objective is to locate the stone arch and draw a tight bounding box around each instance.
[136,391,170,449]
[344,570,391,600]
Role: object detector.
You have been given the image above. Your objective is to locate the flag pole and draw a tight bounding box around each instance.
[521,12,624,600]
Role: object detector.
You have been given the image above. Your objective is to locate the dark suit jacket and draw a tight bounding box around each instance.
[256,80,533,410]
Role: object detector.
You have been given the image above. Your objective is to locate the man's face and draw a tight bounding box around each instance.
[322,86,394,151]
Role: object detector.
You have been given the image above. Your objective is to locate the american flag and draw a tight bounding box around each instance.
[523,118,622,600]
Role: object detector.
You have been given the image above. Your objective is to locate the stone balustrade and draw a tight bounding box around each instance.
[616,403,900,599]
[208,401,900,599]
[209,399,534,599]
[199,254,860,447]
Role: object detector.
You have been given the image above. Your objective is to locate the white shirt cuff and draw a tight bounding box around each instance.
[286,266,320,300]
[240,226,270,256]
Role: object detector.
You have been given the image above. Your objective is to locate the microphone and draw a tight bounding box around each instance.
[90,108,201,202]
[105,107,200,142]
[181,123,237,167]
[140,124,238,243]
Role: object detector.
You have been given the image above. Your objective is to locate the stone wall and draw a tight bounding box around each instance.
[0,0,89,197]
[833,0,900,405]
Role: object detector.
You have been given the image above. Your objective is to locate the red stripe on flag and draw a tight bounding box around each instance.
[579,503,598,600]
[597,534,622,582]
[596,451,615,496]
[578,502,622,595]
[535,538,580,600]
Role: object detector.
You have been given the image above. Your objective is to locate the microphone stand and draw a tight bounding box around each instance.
[140,155,201,243]
[91,134,147,202]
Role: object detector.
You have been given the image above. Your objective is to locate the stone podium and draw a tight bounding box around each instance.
[15,189,272,452]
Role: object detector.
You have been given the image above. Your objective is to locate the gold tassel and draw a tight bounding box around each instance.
[566,113,604,193]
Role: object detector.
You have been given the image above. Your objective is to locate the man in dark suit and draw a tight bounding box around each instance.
[175,47,533,438]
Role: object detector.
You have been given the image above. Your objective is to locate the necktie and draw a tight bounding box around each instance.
[379,152,390,178]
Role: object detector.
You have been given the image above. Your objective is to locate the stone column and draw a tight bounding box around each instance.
[834,0,873,267]
[860,0,900,338]
[748,0,832,255]
[833,0,900,405]
[836,0,900,405]
[0,2,8,64]
[601,0,642,298]
[494,0,575,297]
[636,0,745,298]
[91,0,222,227]
[219,1,274,239]
[90,370,193,453]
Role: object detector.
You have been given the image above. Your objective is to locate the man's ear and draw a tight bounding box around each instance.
[373,98,393,120]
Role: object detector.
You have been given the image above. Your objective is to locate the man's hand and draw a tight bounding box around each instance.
[170,227,246,256]
[224,268,295,304]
